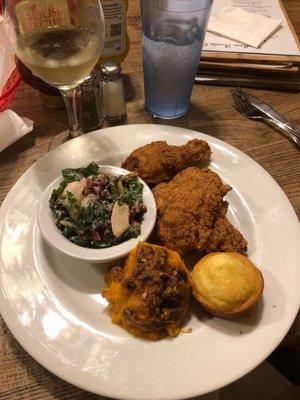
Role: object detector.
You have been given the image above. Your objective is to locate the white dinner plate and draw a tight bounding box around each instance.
[0,124,299,400]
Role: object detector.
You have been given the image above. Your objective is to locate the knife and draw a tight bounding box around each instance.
[240,91,300,140]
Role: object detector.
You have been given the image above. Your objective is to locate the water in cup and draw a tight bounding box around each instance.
[141,0,212,119]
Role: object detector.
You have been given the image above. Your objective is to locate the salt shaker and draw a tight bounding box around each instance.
[101,62,127,121]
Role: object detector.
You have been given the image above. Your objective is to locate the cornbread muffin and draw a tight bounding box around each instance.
[191,252,264,318]
[103,242,191,340]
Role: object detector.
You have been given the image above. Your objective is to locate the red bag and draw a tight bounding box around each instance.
[0,0,21,110]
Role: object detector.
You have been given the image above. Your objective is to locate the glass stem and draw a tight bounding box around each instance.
[60,88,82,138]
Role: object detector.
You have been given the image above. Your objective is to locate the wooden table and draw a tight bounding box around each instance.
[0,0,299,398]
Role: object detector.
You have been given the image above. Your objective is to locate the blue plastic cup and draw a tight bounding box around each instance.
[141,0,212,119]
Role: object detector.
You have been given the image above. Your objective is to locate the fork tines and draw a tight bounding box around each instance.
[231,88,259,117]
[232,88,254,115]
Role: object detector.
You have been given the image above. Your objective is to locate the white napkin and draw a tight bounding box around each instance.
[207,5,282,49]
[0,110,33,152]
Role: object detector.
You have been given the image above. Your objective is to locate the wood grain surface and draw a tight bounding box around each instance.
[0,0,300,399]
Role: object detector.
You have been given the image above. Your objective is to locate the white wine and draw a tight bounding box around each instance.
[17,25,102,90]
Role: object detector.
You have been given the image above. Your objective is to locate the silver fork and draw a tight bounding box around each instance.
[232,88,300,149]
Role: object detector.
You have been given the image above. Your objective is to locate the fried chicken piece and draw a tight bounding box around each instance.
[102,242,191,340]
[153,167,247,255]
[121,139,211,186]
[205,217,248,253]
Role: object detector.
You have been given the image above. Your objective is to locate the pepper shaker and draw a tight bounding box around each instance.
[101,62,127,121]
[77,70,103,133]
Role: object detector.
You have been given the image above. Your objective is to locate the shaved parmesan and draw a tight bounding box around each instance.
[81,193,97,208]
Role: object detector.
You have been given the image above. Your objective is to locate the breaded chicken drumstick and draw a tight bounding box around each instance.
[122,139,211,186]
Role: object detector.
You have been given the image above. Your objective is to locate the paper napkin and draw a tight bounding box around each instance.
[0,109,33,152]
[207,5,282,49]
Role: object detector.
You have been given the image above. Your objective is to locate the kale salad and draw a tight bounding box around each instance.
[49,163,147,248]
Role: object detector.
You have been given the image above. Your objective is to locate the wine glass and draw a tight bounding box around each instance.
[3,0,104,149]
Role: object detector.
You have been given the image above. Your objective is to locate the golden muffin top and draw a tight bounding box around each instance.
[192,252,264,315]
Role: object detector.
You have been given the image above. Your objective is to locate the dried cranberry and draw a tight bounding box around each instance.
[100,189,110,200]
[87,177,94,189]
[139,204,147,215]
[130,203,147,219]
[129,206,136,221]
[91,229,101,241]
[93,176,109,189]
[87,175,109,196]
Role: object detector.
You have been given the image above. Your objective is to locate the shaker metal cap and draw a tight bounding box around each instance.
[81,74,93,85]
[101,61,121,78]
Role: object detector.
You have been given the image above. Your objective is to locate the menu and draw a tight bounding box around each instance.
[203,0,300,56]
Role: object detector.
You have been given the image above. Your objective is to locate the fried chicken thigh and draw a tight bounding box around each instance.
[121,139,211,186]
[153,168,247,255]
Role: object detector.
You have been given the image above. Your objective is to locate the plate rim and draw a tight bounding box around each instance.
[0,124,300,400]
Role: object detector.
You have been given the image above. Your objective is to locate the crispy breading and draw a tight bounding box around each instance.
[121,139,211,186]
[153,167,247,255]
[205,217,248,253]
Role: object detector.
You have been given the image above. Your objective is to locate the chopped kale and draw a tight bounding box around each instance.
[122,224,141,240]
[62,162,100,182]
[79,201,110,230]
[49,180,67,210]
[83,162,99,177]
[106,181,119,202]
[49,164,146,249]
[119,176,143,204]
[62,168,83,182]
[67,191,80,221]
